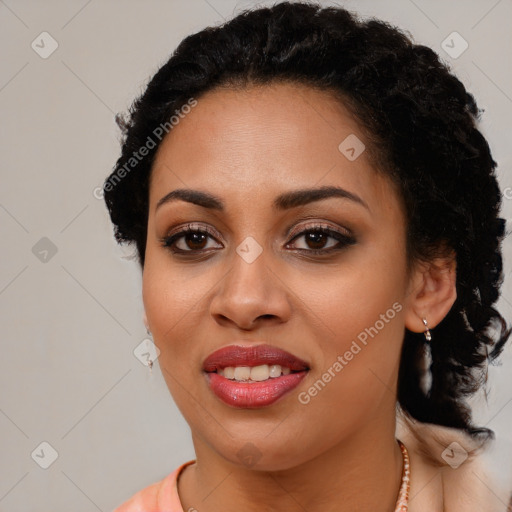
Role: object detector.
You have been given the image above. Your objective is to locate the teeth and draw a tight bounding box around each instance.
[234,366,252,381]
[246,365,267,381]
[217,364,294,382]
[269,364,282,378]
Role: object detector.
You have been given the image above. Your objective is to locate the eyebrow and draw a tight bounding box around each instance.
[155,185,369,212]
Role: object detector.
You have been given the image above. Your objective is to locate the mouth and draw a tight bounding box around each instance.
[202,343,310,408]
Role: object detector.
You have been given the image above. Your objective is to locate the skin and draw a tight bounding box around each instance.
[141,82,457,512]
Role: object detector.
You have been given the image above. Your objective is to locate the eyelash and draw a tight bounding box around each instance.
[159,222,356,256]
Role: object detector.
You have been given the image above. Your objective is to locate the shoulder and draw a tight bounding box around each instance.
[112,460,195,512]
[112,479,162,512]
[396,413,511,512]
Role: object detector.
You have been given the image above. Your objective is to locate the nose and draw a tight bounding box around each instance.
[209,248,292,331]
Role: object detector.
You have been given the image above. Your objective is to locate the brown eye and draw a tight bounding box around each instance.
[303,231,330,250]
[286,225,356,254]
[181,232,208,251]
[160,224,222,254]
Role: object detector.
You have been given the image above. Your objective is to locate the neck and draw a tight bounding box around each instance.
[178,415,404,512]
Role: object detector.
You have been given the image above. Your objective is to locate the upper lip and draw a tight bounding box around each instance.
[202,343,310,372]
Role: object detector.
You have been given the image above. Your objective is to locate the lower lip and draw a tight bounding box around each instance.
[205,371,308,408]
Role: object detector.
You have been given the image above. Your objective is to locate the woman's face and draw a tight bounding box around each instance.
[143,82,419,470]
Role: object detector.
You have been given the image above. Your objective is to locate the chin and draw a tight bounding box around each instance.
[213,437,314,472]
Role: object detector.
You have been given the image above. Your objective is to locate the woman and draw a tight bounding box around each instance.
[103,2,512,510]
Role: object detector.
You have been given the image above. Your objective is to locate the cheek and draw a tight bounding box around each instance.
[291,246,406,397]
[142,252,204,358]
[294,270,405,437]
[142,261,207,413]
[295,252,405,343]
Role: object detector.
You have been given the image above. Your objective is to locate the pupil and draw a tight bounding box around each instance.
[187,233,207,250]
[307,232,326,249]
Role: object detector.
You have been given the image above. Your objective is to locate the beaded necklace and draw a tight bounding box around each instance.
[394,439,411,511]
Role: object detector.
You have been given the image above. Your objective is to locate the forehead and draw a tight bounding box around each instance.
[149,82,399,218]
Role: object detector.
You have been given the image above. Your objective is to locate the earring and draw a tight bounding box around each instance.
[419,317,433,397]
[143,316,154,374]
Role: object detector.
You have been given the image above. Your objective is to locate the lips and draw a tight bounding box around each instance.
[202,343,310,372]
[202,343,310,409]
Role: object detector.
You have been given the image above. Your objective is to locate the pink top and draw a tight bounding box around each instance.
[113,460,196,512]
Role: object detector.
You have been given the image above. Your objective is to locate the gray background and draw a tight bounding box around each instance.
[1,0,511,510]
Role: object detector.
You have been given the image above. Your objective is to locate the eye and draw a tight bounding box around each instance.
[286,223,356,255]
[160,223,222,254]
[160,222,356,256]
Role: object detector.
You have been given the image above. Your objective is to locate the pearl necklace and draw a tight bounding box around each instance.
[394,439,411,511]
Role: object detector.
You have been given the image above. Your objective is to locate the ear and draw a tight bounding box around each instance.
[403,250,457,333]
[143,311,149,331]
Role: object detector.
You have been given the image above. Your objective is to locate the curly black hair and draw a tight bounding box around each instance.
[103,1,511,441]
